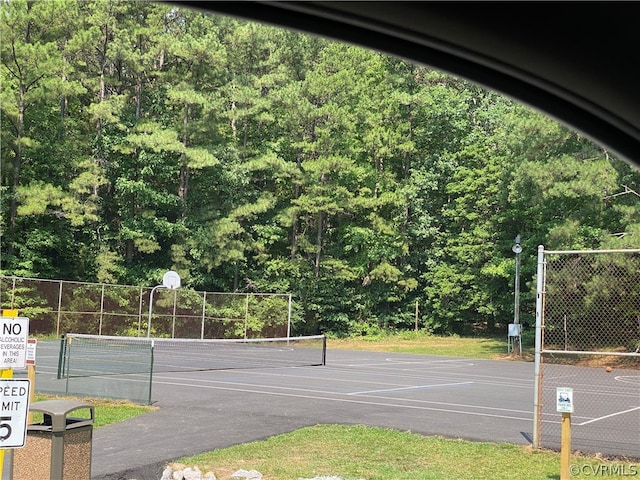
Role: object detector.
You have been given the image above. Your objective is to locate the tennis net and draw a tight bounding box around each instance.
[58,333,327,378]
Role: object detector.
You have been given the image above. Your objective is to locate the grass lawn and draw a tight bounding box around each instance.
[32,394,156,427]
[326,331,533,360]
[176,424,638,480]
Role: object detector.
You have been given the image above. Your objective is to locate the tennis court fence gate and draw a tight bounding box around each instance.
[0,275,293,340]
[532,246,640,453]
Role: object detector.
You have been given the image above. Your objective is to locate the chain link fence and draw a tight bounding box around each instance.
[0,276,293,339]
[533,248,640,458]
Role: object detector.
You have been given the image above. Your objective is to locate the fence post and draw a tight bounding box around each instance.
[244,293,249,339]
[56,281,63,337]
[99,284,105,335]
[201,291,207,340]
[138,286,144,336]
[287,294,292,338]
[532,245,546,449]
[11,276,17,308]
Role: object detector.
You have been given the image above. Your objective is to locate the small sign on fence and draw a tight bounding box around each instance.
[26,339,37,366]
[556,387,574,413]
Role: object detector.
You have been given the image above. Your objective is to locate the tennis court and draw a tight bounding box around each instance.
[28,340,639,467]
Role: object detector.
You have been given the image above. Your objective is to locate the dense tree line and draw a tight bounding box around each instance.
[2,0,639,336]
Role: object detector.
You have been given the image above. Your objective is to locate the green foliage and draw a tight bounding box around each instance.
[2,0,639,338]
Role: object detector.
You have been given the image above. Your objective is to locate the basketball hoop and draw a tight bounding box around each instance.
[162,270,181,290]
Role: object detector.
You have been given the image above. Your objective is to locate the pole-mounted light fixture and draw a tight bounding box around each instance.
[509,235,522,356]
[512,235,522,325]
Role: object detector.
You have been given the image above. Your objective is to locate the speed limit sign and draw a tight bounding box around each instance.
[0,379,31,448]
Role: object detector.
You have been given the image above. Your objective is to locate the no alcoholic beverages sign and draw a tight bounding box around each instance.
[0,317,29,369]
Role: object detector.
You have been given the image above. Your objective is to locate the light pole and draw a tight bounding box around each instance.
[512,234,522,326]
[510,235,523,355]
[147,270,181,338]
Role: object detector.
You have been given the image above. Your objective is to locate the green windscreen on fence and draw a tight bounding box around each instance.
[57,333,326,404]
[58,334,154,404]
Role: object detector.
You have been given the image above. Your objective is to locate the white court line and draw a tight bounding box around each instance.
[356,395,534,415]
[544,375,578,381]
[349,381,473,395]
[61,372,534,417]
[236,368,473,391]
[344,360,473,368]
[36,362,530,392]
[386,358,472,363]
[155,374,537,415]
[545,386,640,399]
[325,365,533,387]
[574,406,640,426]
[203,365,534,392]
[384,359,474,367]
[615,375,640,385]
[151,377,535,422]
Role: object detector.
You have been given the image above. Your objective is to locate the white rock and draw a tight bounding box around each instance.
[183,466,202,480]
[230,469,263,479]
[161,467,173,480]
[299,477,345,480]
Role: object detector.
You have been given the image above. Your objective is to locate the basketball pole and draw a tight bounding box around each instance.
[147,284,165,338]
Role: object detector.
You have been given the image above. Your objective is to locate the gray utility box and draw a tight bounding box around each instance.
[13,399,94,480]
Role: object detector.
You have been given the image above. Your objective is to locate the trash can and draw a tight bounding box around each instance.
[12,399,94,480]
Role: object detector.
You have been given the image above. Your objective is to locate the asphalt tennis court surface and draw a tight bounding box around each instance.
[27,344,640,479]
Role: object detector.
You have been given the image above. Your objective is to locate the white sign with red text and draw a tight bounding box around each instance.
[26,338,37,366]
